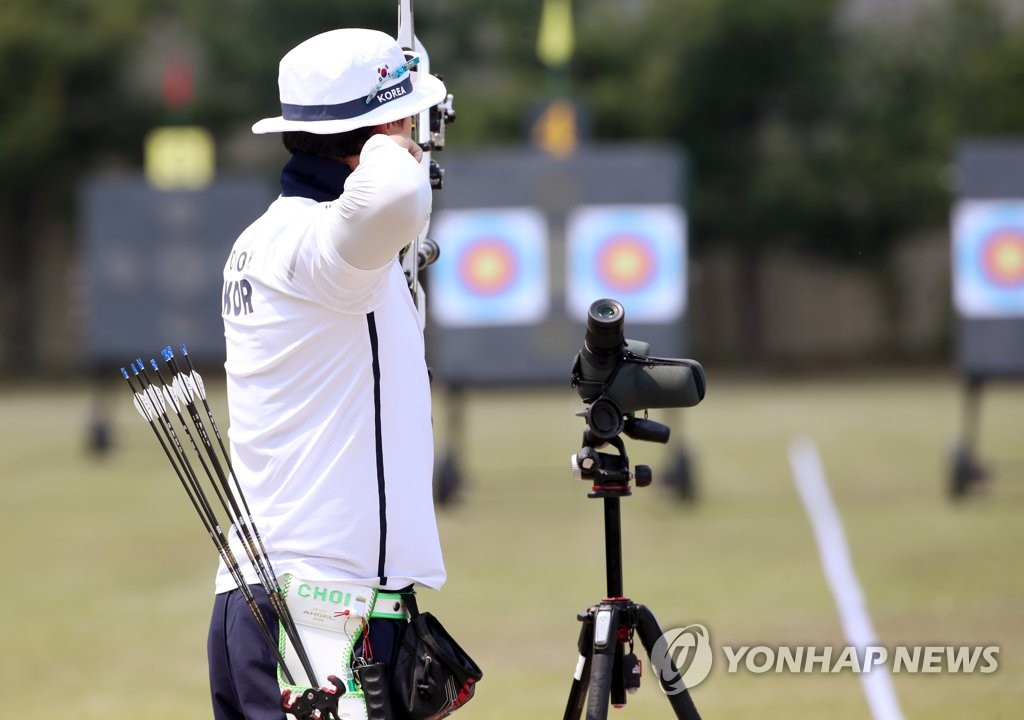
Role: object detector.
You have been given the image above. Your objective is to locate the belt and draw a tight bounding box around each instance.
[281,576,411,622]
[371,591,409,620]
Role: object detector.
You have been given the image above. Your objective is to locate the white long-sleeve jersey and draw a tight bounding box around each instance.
[217,135,445,593]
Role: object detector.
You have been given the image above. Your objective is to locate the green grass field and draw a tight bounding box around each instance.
[3,373,1022,718]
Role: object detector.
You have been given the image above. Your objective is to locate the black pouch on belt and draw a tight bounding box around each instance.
[354,661,396,720]
[392,593,483,719]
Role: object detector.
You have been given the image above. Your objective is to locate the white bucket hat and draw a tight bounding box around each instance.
[252,28,447,135]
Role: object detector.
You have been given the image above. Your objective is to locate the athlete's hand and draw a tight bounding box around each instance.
[388,134,423,164]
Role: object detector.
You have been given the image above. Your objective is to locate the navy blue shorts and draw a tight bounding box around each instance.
[208,585,405,720]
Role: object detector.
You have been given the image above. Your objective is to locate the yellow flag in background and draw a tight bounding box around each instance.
[537,0,575,67]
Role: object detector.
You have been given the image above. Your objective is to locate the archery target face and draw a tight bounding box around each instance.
[430,207,548,327]
[953,201,1024,317]
[566,204,686,322]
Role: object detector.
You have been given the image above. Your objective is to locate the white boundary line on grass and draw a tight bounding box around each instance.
[788,437,905,720]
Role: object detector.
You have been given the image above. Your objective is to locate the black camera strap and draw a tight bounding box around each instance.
[623,351,706,397]
[401,587,420,618]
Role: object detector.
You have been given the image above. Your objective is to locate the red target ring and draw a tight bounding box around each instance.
[981,229,1024,288]
[596,235,655,293]
[458,239,518,296]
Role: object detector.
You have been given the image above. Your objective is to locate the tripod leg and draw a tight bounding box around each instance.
[635,604,702,720]
[610,642,625,708]
[584,604,619,720]
[563,613,594,720]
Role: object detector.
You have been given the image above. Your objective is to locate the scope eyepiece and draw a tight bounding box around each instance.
[585,299,626,358]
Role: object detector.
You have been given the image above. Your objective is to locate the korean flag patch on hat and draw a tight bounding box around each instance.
[252,28,447,135]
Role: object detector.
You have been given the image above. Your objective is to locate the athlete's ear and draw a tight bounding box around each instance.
[375,117,412,135]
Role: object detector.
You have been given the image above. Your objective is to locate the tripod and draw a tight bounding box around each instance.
[563,431,703,720]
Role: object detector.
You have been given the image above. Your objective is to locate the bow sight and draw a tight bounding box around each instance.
[421,86,455,189]
[397,0,455,190]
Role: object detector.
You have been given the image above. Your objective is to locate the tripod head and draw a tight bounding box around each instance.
[571,418,666,498]
[570,299,706,498]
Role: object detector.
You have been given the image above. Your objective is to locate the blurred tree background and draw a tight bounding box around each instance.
[1,0,1023,371]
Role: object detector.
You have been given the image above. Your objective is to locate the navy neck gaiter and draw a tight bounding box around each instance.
[280,152,352,203]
